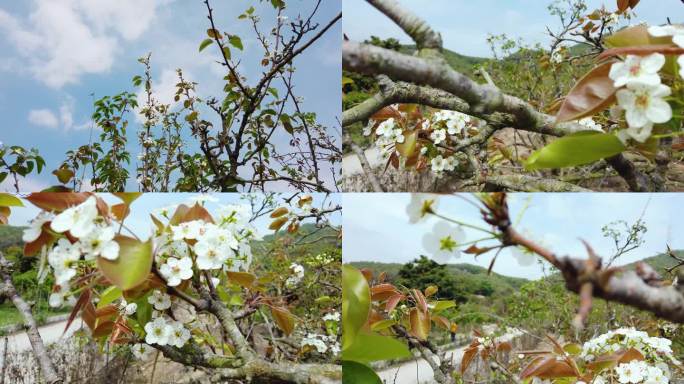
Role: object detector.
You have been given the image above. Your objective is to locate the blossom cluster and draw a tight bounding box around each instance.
[363,106,483,178]
[285,263,305,288]
[580,328,678,383]
[607,25,684,143]
[154,203,257,288]
[143,316,191,348]
[23,197,122,308]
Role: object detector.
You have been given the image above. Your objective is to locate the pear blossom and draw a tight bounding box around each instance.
[609,54,665,87]
[144,317,172,345]
[511,245,536,266]
[22,212,53,243]
[615,360,647,383]
[167,321,191,348]
[50,196,98,238]
[430,129,447,145]
[617,123,654,144]
[285,263,305,287]
[159,257,193,286]
[48,238,81,285]
[375,118,396,137]
[406,194,439,224]
[616,83,672,128]
[148,290,172,311]
[648,25,684,48]
[577,117,603,132]
[430,155,447,174]
[170,220,203,241]
[422,221,466,263]
[119,299,137,316]
[131,343,154,360]
[323,311,340,322]
[80,225,119,260]
[49,282,72,308]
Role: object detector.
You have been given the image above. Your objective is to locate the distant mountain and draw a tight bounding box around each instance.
[624,250,684,274]
[0,226,24,250]
[398,45,488,76]
[348,260,528,297]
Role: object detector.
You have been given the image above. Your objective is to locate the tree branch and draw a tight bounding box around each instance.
[0,253,62,384]
[365,0,442,50]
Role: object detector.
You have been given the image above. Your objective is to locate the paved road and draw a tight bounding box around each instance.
[0,318,81,365]
[343,147,383,176]
[377,342,471,384]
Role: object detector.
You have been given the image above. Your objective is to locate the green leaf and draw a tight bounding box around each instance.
[343,332,411,363]
[229,35,243,50]
[199,38,214,52]
[370,319,396,332]
[270,0,285,9]
[342,265,370,350]
[97,236,153,290]
[431,300,456,314]
[342,361,382,384]
[0,193,23,207]
[222,46,231,60]
[525,131,626,170]
[97,286,122,309]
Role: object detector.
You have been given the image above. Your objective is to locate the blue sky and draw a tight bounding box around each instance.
[0,0,341,191]
[8,192,342,240]
[343,193,684,280]
[344,0,682,58]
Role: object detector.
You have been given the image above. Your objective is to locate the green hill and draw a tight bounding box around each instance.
[624,250,684,274]
[399,45,487,77]
[0,226,24,250]
[348,259,528,299]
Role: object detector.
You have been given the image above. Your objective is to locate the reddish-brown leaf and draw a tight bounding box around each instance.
[184,203,214,223]
[556,61,617,123]
[385,293,404,313]
[461,346,479,374]
[270,306,295,336]
[92,320,114,338]
[64,288,91,335]
[23,228,55,257]
[409,308,430,340]
[226,271,256,288]
[111,203,130,221]
[598,45,684,60]
[371,284,398,301]
[432,315,450,330]
[411,289,428,313]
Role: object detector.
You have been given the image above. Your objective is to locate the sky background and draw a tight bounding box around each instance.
[343,193,684,280]
[0,0,341,191]
[344,0,683,58]
[8,193,342,241]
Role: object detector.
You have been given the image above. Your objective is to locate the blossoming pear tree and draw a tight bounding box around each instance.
[0,192,341,384]
[342,0,683,192]
[4,0,342,193]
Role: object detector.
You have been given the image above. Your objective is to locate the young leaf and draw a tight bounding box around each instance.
[342,265,371,350]
[342,332,411,363]
[226,271,256,288]
[525,132,626,170]
[270,306,295,335]
[342,361,382,384]
[409,308,430,340]
[0,193,24,207]
[97,236,153,290]
[229,35,243,50]
[199,38,214,52]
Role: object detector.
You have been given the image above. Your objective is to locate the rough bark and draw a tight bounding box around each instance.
[0,253,62,384]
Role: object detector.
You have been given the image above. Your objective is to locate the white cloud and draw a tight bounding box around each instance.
[0,0,171,88]
[28,96,90,131]
[28,109,59,128]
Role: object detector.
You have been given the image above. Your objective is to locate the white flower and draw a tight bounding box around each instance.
[131,343,154,359]
[49,282,71,308]
[406,194,439,224]
[323,311,340,322]
[375,118,396,137]
[577,117,603,132]
[616,83,672,128]
[144,317,172,345]
[615,360,647,383]
[362,122,373,136]
[23,212,53,243]
[609,54,665,87]
[48,238,81,285]
[285,263,305,287]
[391,128,405,144]
[617,123,654,144]
[431,155,447,174]
[119,299,137,316]
[147,290,172,311]
[50,196,98,238]
[301,333,328,353]
[430,129,447,145]
[443,156,458,172]
[159,257,193,286]
[550,48,564,64]
[511,246,536,267]
[422,221,465,264]
[170,220,203,241]
[80,225,119,260]
[648,25,684,48]
[167,321,191,348]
